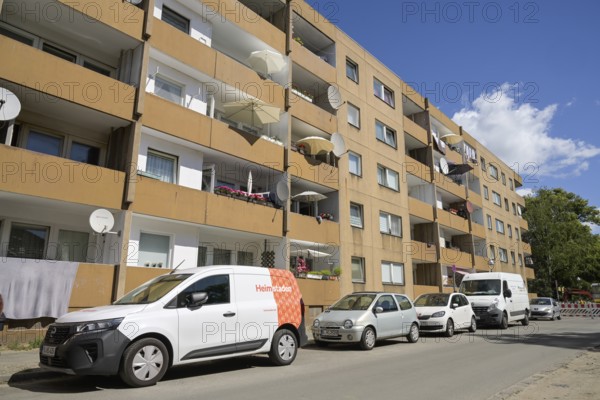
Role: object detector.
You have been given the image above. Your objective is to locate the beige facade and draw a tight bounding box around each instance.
[0,0,534,334]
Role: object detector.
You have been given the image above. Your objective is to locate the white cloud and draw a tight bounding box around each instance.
[452,84,600,178]
[566,98,576,107]
[517,188,535,197]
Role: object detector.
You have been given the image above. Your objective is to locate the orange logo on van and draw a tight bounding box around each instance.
[269,270,302,328]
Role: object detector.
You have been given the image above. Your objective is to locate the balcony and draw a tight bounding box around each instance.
[296,277,340,307]
[520,218,529,231]
[291,10,336,68]
[438,209,469,234]
[405,156,432,182]
[291,39,336,84]
[69,264,116,311]
[525,267,535,280]
[287,212,340,246]
[468,190,483,208]
[441,247,473,269]
[409,241,438,263]
[291,96,338,134]
[471,222,487,239]
[435,172,466,199]
[289,150,338,189]
[474,255,489,271]
[522,242,532,255]
[403,116,428,145]
[408,197,434,221]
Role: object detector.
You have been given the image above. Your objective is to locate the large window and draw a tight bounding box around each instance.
[463,142,477,162]
[379,212,402,237]
[350,202,364,228]
[70,142,100,165]
[154,75,184,105]
[57,229,89,262]
[499,248,508,263]
[26,130,62,157]
[139,232,170,268]
[351,257,365,283]
[495,219,505,234]
[237,251,253,266]
[42,42,77,63]
[489,164,499,180]
[347,103,360,128]
[375,120,397,148]
[213,248,231,265]
[377,165,399,191]
[381,262,404,285]
[492,191,502,206]
[348,151,362,176]
[7,223,49,259]
[146,149,177,183]
[373,78,395,107]
[346,58,359,82]
[162,6,190,34]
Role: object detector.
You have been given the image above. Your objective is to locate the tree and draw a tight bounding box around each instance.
[523,188,600,298]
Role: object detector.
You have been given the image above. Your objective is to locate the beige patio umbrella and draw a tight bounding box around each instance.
[247,50,286,76]
[440,133,463,145]
[296,136,334,155]
[292,191,327,202]
[223,99,280,127]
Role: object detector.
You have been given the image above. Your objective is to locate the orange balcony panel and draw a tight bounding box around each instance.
[435,172,466,199]
[471,222,487,239]
[520,218,529,231]
[438,209,469,234]
[414,285,441,297]
[409,241,437,263]
[444,149,463,165]
[525,267,535,280]
[1,37,135,120]
[287,213,340,246]
[522,242,532,255]
[0,145,125,209]
[291,98,337,134]
[297,278,341,307]
[125,267,169,294]
[210,120,284,170]
[60,0,144,39]
[143,95,212,146]
[405,156,432,182]
[474,255,489,271]
[408,197,434,221]
[288,151,338,189]
[441,247,472,269]
[68,263,116,310]
[291,40,336,84]
[403,116,428,145]
[468,191,483,208]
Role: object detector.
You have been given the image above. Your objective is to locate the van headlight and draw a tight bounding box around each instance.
[343,320,353,329]
[75,318,124,334]
[313,319,320,328]
[487,298,499,312]
[431,311,446,318]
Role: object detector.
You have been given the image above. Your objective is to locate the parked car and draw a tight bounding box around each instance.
[311,292,420,350]
[40,266,308,387]
[414,293,477,337]
[530,297,562,320]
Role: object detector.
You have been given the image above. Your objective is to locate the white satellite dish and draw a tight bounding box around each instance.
[0,88,21,121]
[331,132,347,157]
[275,180,290,202]
[126,0,143,4]
[327,85,344,110]
[89,209,115,234]
[439,157,450,175]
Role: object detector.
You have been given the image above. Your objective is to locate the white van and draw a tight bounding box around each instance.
[39,266,308,387]
[459,272,530,329]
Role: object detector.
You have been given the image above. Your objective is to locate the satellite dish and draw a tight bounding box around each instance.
[439,157,449,175]
[89,209,115,234]
[126,0,143,4]
[331,132,346,157]
[0,88,22,121]
[327,85,344,110]
[466,201,474,213]
[275,180,290,202]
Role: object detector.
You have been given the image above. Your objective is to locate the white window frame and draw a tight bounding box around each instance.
[161,5,190,34]
[511,251,516,265]
[347,103,360,128]
[381,261,404,285]
[350,202,364,228]
[379,212,402,237]
[495,219,505,234]
[375,120,397,148]
[492,191,501,206]
[499,248,508,263]
[154,74,185,105]
[138,231,172,268]
[489,164,499,180]
[146,149,178,183]
[487,214,492,230]
[346,58,359,82]
[348,151,362,176]
[377,165,399,191]
[373,78,395,107]
[351,256,365,283]
[483,185,489,200]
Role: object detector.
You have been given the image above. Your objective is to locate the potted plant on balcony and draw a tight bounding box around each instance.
[293,36,304,46]
[319,212,334,221]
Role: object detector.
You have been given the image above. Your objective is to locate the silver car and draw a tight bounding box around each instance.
[530,297,562,320]
[311,292,420,350]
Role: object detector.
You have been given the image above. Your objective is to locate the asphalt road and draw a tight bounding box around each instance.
[2,318,599,400]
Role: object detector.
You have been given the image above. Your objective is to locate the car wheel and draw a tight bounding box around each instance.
[500,312,509,330]
[269,329,298,366]
[314,340,329,347]
[407,323,420,343]
[521,312,529,326]
[360,327,376,350]
[468,316,477,333]
[557,314,562,320]
[551,312,555,321]
[119,338,169,387]
[444,319,454,338]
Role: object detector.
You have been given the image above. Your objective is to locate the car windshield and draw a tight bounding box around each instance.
[460,279,501,296]
[114,274,193,305]
[415,294,450,307]
[329,294,376,311]
[531,298,552,305]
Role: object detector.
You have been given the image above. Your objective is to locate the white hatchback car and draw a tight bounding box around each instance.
[414,293,476,337]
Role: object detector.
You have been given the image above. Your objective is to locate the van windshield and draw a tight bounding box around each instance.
[114,274,193,305]
[460,279,501,296]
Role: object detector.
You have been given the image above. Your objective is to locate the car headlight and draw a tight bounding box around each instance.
[487,298,499,312]
[313,319,320,328]
[75,318,124,334]
[343,319,353,329]
[431,311,446,318]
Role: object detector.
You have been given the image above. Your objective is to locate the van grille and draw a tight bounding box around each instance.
[472,307,488,315]
[44,324,73,345]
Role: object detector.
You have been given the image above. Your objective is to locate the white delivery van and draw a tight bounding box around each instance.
[459,272,530,329]
[39,266,308,387]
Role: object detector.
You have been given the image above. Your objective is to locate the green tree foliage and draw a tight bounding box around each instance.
[523,188,600,297]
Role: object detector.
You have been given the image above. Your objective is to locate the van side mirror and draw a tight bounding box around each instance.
[187,292,209,308]
[504,289,512,298]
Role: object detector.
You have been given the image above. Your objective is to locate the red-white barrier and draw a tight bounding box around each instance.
[560,302,599,318]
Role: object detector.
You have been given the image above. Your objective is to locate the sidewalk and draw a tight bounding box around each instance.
[0,349,59,384]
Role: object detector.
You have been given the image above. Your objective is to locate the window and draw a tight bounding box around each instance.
[139,232,170,268]
[487,214,492,230]
[518,253,523,267]
[512,202,517,215]
[377,165,399,191]
[375,120,397,148]
[501,172,506,185]
[70,142,100,165]
[213,248,231,265]
[162,6,190,34]
[350,203,364,228]
[82,60,112,77]
[26,130,63,157]
[348,151,362,176]
[379,212,402,237]
[515,228,519,241]
[492,191,501,206]
[504,198,509,211]
[346,58,359,82]
[489,245,496,260]
[508,224,513,238]
[463,142,477,162]
[495,219,505,234]
[237,251,253,266]
[42,42,77,63]
[489,164,499,180]
[146,149,177,183]
[381,262,404,285]
[154,75,184,105]
[511,251,516,265]
[480,157,487,171]
[177,275,230,307]
[197,246,207,267]
[7,223,49,259]
[351,257,365,283]
[517,205,523,217]
[509,178,514,190]
[347,103,360,128]
[395,295,413,310]
[57,229,89,262]
[499,248,508,263]
[0,24,35,45]
[373,78,395,107]
[483,185,489,200]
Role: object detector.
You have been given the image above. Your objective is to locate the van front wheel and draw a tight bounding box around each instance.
[521,312,529,326]
[269,329,298,366]
[500,313,509,330]
[119,338,169,387]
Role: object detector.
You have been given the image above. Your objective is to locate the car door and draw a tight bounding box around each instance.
[455,294,471,329]
[373,295,403,338]
[395,295,417,334]
[176,272,238,362]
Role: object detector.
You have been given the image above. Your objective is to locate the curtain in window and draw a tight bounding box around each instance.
[377,166,385,186]
[350,205,362,227]
[392,264,404,284]
[213,249,231,265]
[379,213,389,233]
[349,153,360,175]
[347,105,360,127]
[147,152,175,183]
[139,233,169,268]
[376,122,385,141]
[390,216,401,236]
[57,230,89,262]
[381,263,392,283]
[7,224,49,259]
[351,258,364,282]
[197,246,207,266]
[387,170,399,190]
[383,88,394,106]
[237,251,254,266]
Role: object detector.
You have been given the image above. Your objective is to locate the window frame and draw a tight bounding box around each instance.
[375,120,397,148]
[381,261,405,285]
[347,102,361,128]
[345,58,359,83]
[487,214,492,230]
[7,222,50,260]
[348,151,362,176]
[489,164,499,180]
[508,224,513,238]
[161,5,191,34]
[350,202,364,229]
[511,251,516,265]
[499,248,508,263]
[138,231,171,268]
[495,219,505,234]
[373,78,395,108]
[492,191,502,206]
[379,211,402,237]
[483,185,489,200]
[489,245,496,260]
[351,256,365,283]
[377,164,400,191]
[501,172,506,185]
[154,74,185,105]
[146,148,178,184]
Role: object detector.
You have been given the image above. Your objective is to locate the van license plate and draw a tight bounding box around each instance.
[41,345,56,357]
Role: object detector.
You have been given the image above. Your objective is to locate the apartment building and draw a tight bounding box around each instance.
[0,0,533,330]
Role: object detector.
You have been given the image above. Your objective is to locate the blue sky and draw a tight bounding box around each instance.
[306,0,600,230]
